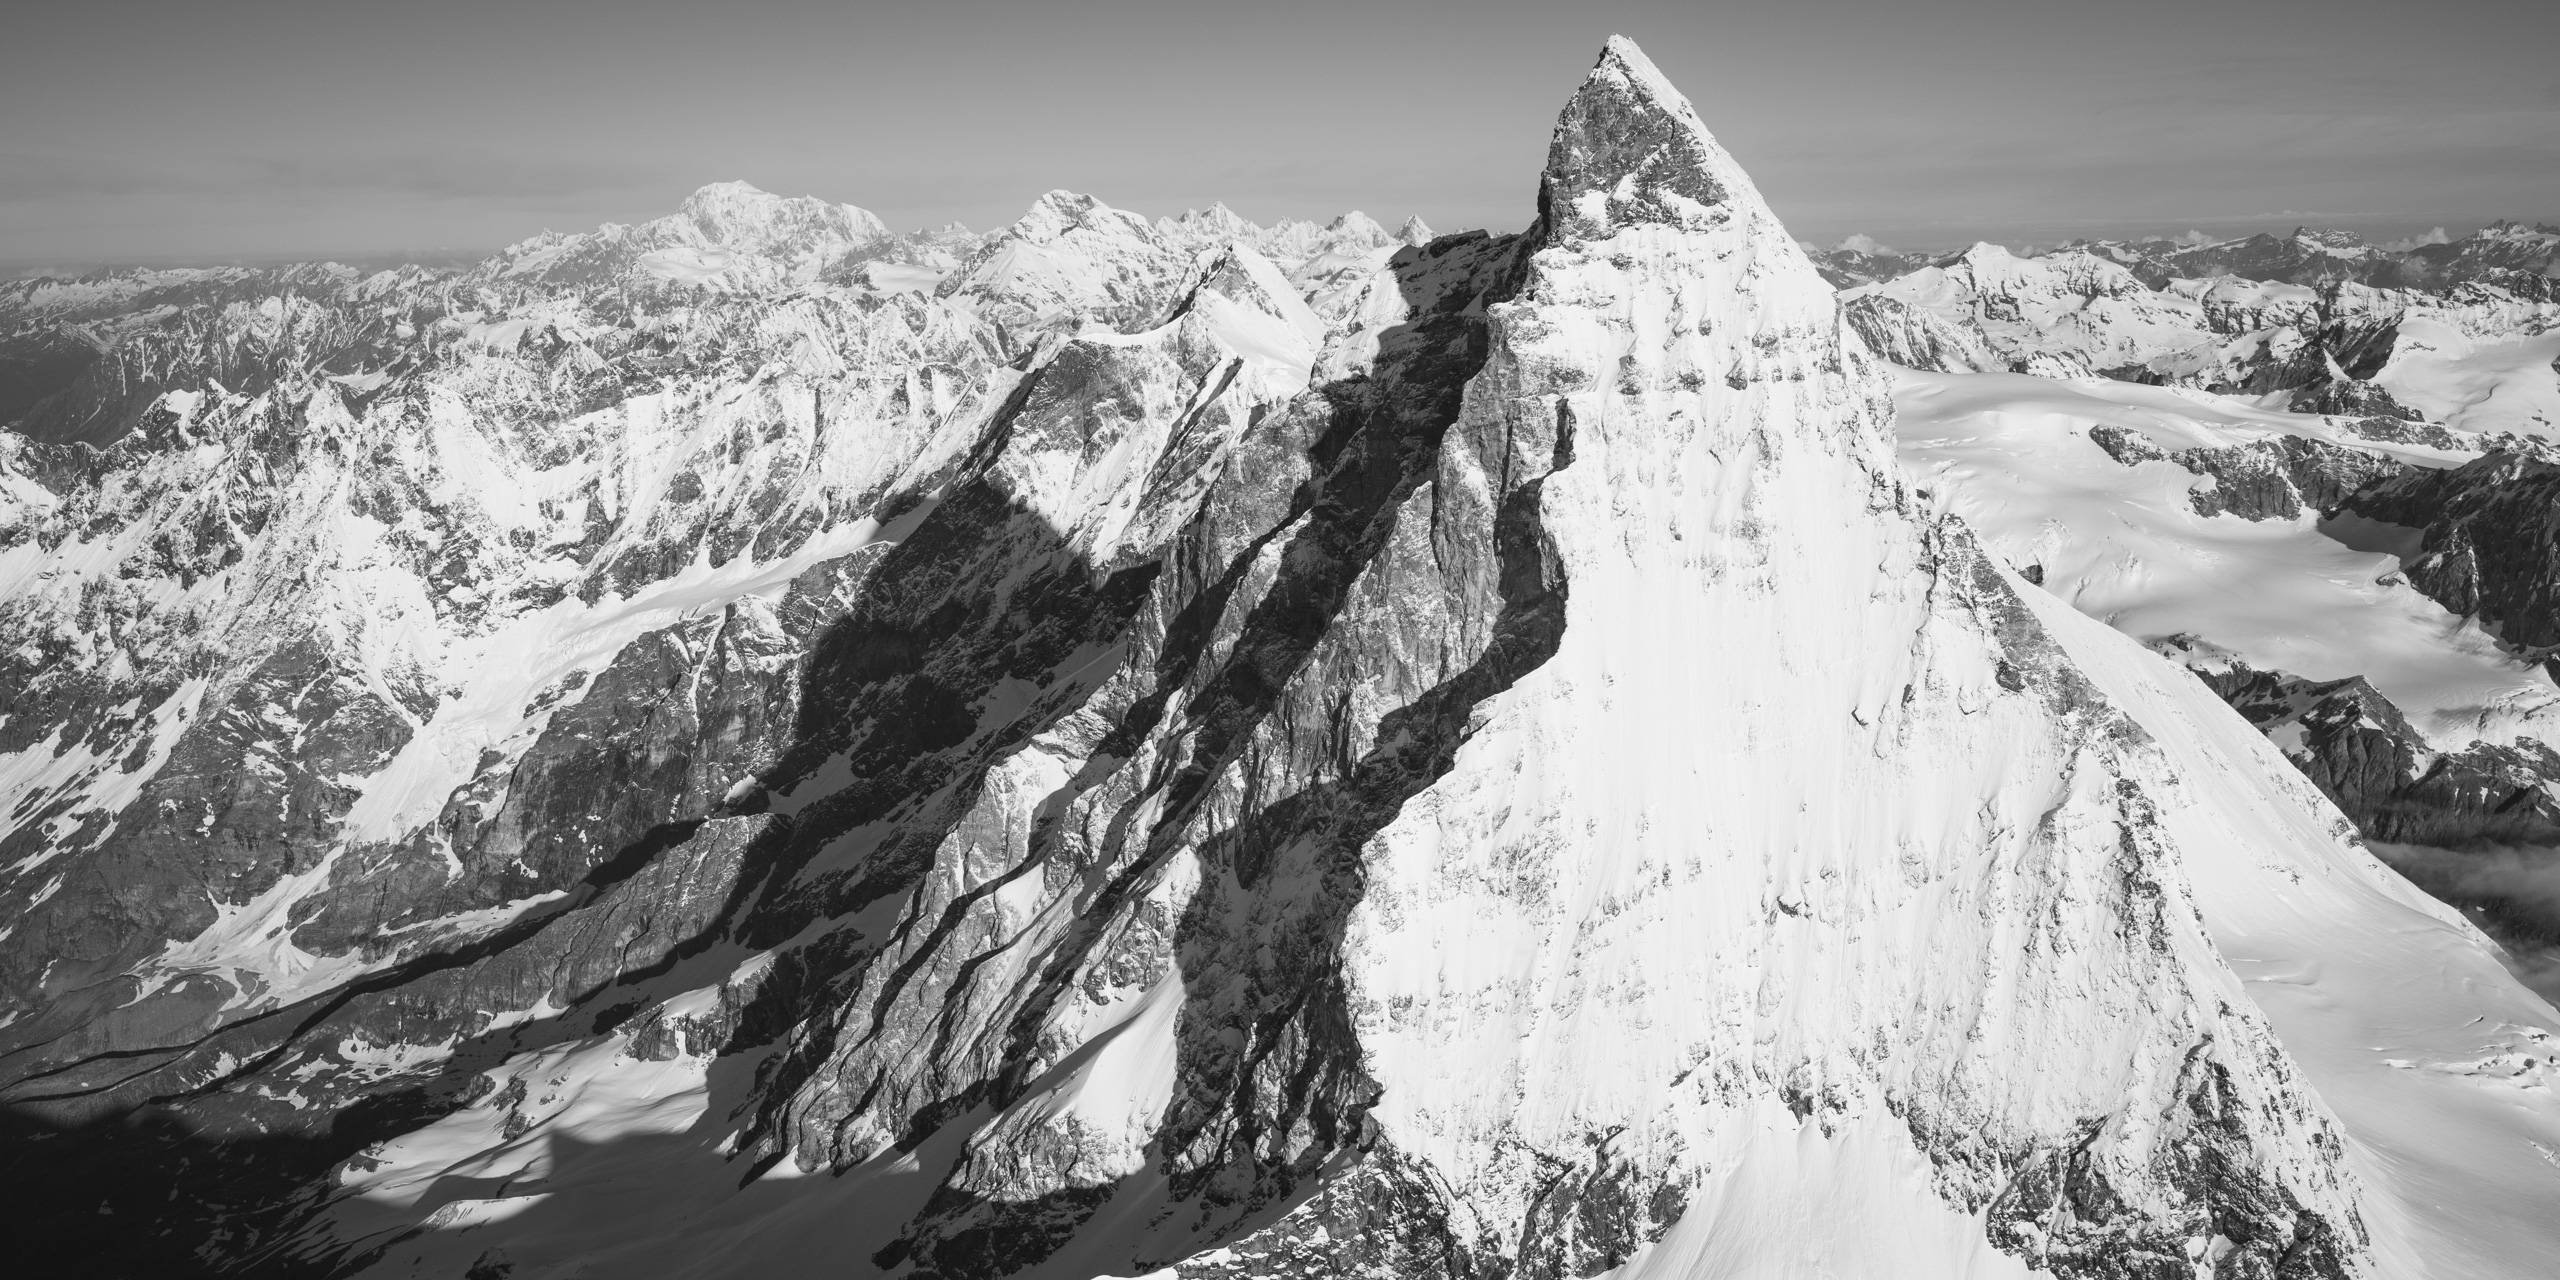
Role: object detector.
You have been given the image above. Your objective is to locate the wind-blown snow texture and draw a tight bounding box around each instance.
[5,36,2560,1280]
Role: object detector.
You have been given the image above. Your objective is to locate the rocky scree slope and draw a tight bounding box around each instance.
[2,35,2556,1280]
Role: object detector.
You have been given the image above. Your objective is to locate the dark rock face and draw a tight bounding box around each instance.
[1840,293,1999,373]
[2084,423,2406,522]
[760,228,1556,1280]
[1536,51,1726,242]
[2213,299,2402,399]
[2340,452,2560,654]
[1986,1055,2358,1280]
[2286,375,2423,425]
[2176,438,2405,522]
[2189,660,2560,848]
[2086,423,2171,467]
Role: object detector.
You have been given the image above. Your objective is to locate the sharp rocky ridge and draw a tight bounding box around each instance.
[3,35,2558,1280]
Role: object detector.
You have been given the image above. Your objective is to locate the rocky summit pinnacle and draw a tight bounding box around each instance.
[6,33,2560,1280]
[1537,35,1738,242]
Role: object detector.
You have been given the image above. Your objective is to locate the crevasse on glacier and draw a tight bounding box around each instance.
[3,35,2559,1280]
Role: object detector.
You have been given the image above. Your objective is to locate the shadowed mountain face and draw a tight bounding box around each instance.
[7,36,2560,1280]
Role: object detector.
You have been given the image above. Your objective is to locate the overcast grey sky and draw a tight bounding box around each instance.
[4,0,2554,264]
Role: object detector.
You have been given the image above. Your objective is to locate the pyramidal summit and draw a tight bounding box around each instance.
[5,35,2560,1280]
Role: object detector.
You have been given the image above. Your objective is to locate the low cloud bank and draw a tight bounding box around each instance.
[2373,841,2560,1005]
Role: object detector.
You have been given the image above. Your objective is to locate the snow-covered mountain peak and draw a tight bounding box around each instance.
[929,190,1186,340]
[671,179,890,251]
[1537,35,1757,243]
[1954,239,2023,268]
[2290,227,2375,254]
[1004,188,1155,246]
[473,179,895,288]
[1323,209,1389,243]
[1316,37,2399,1280]
[1158,202,1257,243]
[1946,241,2150,298]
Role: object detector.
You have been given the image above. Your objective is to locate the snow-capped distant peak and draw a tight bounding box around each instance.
[1323,210,1389,244]
[1006,189,1155,246]
[1155,204,1256,252]
[673,180,889,249]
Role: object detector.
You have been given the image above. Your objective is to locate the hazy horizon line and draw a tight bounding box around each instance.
[5,198,2549,281]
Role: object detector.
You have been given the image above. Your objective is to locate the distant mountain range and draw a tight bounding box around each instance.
[1808,221,2560,295]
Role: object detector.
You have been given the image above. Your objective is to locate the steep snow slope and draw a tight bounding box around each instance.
[2014,586,2560,1279]
[1894,364,2560,1275]
[1324,40,2376,1280]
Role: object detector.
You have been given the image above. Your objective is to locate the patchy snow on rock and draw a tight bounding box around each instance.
[339,513,892,845]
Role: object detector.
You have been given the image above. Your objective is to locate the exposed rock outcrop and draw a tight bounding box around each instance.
[2186,657,2560,847]
[2341,451,2560,656]
[2083,422,2406,521]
